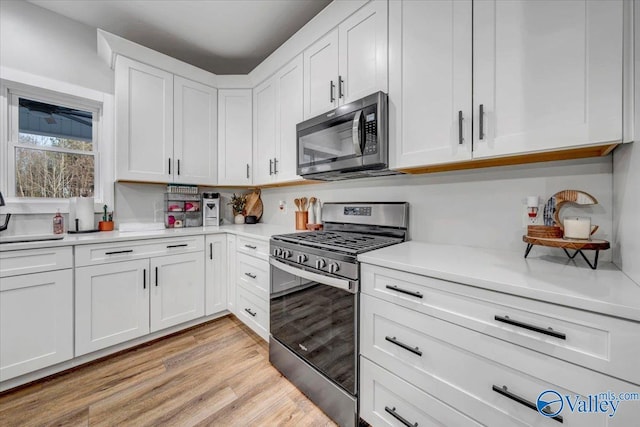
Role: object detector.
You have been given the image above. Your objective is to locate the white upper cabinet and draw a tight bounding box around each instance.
[116,56,173,182]
[304,29,340,118]
[253,55,304,186]
[253,78,277,185]
[389,0,472,169]
[304,0,388,119]
[115,56,218,185]
[218,89,253,185]
[473,0,623,158]
[174,76,218,184]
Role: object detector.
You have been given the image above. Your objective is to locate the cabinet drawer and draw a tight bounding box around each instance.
[237,283,268,340]
[75,236,204,266]
[236,252,269,299]
[236,235,269,260]
[362,263,640,384]
[361,294,640,427]
[360,357,482,427]
[0,247,72,277]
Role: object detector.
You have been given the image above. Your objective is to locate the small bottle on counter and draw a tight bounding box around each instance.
[53,210,64,234]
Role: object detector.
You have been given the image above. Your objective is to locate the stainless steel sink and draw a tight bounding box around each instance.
[0,234,65,244]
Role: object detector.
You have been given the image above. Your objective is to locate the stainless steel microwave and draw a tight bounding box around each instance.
[296,91,399,181]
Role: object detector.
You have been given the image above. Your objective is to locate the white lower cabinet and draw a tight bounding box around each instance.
[150,252,204,333]
[205,234,227,316]
[75,259,150,356]
[75,236,205,356]
[232,235,270,341]
[0,266,73,382]
[359,264,640,427]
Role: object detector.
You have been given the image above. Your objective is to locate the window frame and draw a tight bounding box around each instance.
[1,78,110,214]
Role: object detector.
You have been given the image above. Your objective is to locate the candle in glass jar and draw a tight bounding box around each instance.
[563,217,591,240]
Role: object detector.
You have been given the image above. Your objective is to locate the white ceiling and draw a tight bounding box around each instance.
[27,0,332,75]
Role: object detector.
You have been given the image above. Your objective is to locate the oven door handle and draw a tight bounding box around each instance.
[270,257,356,294]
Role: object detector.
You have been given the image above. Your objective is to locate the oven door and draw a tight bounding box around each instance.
[269,257,358,395]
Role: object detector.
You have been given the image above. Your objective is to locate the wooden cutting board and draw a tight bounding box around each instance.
[244,189,263,221]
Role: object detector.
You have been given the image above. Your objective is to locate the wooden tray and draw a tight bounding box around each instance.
[522,235,610,251]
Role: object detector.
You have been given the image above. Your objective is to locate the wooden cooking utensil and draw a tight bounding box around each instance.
[301,197,308,212]
[294,198,301,211]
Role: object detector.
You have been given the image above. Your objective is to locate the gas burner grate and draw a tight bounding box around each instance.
[273,231,402,254]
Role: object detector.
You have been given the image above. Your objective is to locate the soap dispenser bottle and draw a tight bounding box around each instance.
[53,210,64,234]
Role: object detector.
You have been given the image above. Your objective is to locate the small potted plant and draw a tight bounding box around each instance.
[228,193,247,224]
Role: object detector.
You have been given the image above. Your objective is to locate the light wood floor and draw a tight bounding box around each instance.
[0,315,337,427]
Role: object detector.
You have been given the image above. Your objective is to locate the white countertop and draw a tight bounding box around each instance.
[0,223,295,252]
[358,241,640,322]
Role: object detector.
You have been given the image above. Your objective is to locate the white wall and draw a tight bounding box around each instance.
[0,0,113,94]
[116,157,615,261]
[613,144,640,282]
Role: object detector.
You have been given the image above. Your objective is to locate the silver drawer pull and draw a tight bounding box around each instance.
[245,272,257,279]
[167,244,188,249]
[384,406,418,427]
[385,336,422,357]
[386,285,423,299]
[492,385,563,423]
[244,308,257,317]
[105,249,133,255]
[494,315,566,340]
[244,244,257,249]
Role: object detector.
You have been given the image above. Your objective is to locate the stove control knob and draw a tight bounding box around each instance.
[329,263,340,274]
[282,250,292,259]
[315,258,326,269]
[297,254,308,263]
[273,248,282,257]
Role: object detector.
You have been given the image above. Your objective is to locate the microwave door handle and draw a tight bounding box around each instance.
[352,110,363,156]
[269,257,356,294]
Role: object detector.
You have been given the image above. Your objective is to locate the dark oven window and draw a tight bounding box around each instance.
[270,266,356,394]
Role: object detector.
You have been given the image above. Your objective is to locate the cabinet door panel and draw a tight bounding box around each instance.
[275,55,304,183]
[389,0,472,169]
[174,76,217,185]
[205,234,227,315]
[473,0,623,157]
[304,29,339,118]
[217,89,253,185]
[115,56,173,182]
[253,78,277,185]
[339,0,388,104]
[75,260,149,356]
[0,270,73,381]
[150,252,204,332]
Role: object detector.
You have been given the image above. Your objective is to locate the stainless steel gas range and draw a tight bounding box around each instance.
[269,202,409,427]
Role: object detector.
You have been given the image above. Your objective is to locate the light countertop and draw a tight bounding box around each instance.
[0,223,295,252]
[358,241,640,322]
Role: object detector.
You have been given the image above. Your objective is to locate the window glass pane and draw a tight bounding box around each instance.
[15,147,94,198]
[18,98,93,151]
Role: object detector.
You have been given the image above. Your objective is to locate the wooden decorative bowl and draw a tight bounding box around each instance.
[527,225,562,238]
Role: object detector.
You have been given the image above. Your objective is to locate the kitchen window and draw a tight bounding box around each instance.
[3,84,104,208]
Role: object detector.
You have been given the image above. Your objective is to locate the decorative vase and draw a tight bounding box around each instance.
[234,214,245,224]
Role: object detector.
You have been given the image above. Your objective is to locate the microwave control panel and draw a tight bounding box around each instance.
[363,110,378,155]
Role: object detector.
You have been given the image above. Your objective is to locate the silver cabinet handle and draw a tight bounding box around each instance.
[273,157,278,174]
[177,159,180,176]
[385,284,423,299]
[338,75,344,99]
[143,268,146,289]
[168,158,171,175]
[245,308,257,317]
[167,244,188,249]
[209,242,213,260]
[384,406,417,427]
[385,336,422,356]
[493,385,563,423]
[479,104,485,140]
[269,158,273,175]
[155,266,159,287]
[244,244,257,249]
[246,163,250,179]
[352,110,363,156]
[330,80,335,102]
[494,315,566,340]
[244,272,257,279]
[105,249,133,255]
[458,110,464,145]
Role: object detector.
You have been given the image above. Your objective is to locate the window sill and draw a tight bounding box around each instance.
[0,199,105,215]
